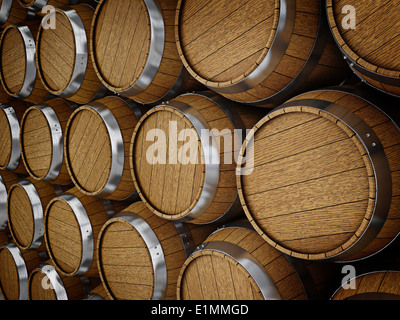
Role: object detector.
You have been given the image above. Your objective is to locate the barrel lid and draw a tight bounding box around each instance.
[91,0,152,92]
[238,100,379,260]
[327,0,400,78]
[65,106,112,196]
[98,202,164,300]
[176,0,280,88]
[20,106,54,181]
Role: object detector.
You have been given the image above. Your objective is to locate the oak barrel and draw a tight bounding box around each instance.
[65,96,144,201]
[175,0,349,107]
[36,4,106,104]
[20,98,76,185]
[28,262,98,300]
[0,21,50,104]
[237,86,400,262]
[97,201,216,300]
[44,187,128,277]
[131,91,265,224]
[7,177,63,251]
[331,271,400,300]
[0,0,33,28]
[0,170,23,231]
[327,0,400,98]
[90,0,200,105]
[0,99,29,174]
[0,242,40,300]
[177,223,318,300]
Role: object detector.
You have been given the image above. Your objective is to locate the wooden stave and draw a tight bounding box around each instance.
[130,91,265,225]
[175,0,349,108]
[64,95,143,201]
[90,0,201,105]
[97,201,216,300]
[0,21,50,104]
[237,85,400,262]
[36,4,106,104]
[20,98,76,185]
[326,0,400,98]
[0,170,24,231]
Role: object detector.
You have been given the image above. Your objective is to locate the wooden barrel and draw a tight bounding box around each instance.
[175,0,349,108]
[97,201,216,300]
[65,96,144,201]
[131,91,265,224]
[36,4,106,104]
[327,1,400,98]
[44,187,128,277]
[20,98,76,185]
[0,21,50,104]
[90,0,201,105]
[237,86,400,262]
[177,222,330,300]
[0,99,29,174]
[7,177,63,251]
[0,242,40,300]
[0,0,34,28]
[28,262,98,300]
[331,271,400,300]
[0,170,23,231]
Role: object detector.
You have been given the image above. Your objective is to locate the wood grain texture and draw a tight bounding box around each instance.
[97,201,215,300]
[237,87,400,261]
[20,98,74,185]
[177,226,306,300]
[44,187,119,277]
[36,4,104,104]
[327,0,400,97]
[131,92,264,224]
[91,0,200,104]
[176,0,348,106]
[65,96,142,201]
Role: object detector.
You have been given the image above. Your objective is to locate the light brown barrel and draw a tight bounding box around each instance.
[0,170,23,231]
[65,96,144,201]
[237,86,400,262]
[131,91,265,224]
[0,99,29,174]
[28,261,98,300]
[175,0,349,108]
[97,201,216,300]
[36,4,106,104]
[90,0,201,105]
[177,223,336,300]
[0,242,40,300]
[327,1,400,98]
[0,21,50,104]
[331,271,400,300]
[0,0,34,28]
[20,98,76,185]
[7,177,63,251]
[44,187,128,277]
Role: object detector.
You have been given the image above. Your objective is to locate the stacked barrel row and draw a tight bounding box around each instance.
[0,0,399,301]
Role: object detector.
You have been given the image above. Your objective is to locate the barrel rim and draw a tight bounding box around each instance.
[44,193,94,277]
[28,264,68,300]
[237,88,393,262]
[0,175,7,231]
[0,104,21,171]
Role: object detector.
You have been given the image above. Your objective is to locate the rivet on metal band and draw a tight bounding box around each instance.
[164,100,220,223]
[117,213,167,300]
[11,181,44,250]
[3,242,29,300]
[85,102,125,198]
[38,265,68,300]
[172,221,195,258]
[208,0,296,95]
[119,0,165,97]
[192,241,282,300]
[278,98,392,261]
[54,194,94,275]
[0,104,21,171]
